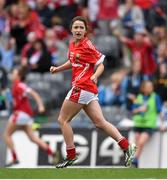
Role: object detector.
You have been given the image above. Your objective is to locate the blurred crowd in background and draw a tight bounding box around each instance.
[0,0,167,128]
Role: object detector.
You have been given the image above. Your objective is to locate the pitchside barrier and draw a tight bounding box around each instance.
[4,125,167,168]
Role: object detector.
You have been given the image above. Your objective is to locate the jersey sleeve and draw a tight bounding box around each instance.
[83,40,105,65]
[17,83,32,97]
[124,38,134,49]
[155,94,162,113]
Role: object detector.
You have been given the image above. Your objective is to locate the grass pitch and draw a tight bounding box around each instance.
[0,168,167,179]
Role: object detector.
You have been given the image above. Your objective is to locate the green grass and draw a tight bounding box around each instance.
[0,168,167,179]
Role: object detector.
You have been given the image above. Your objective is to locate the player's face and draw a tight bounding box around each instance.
[143,82,153,95]
[12,69,19,82]
[134,33,144,44]
[71,20,87,41]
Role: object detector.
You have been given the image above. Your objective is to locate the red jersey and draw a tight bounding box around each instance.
[21,43,32,58]
[98,0,118,20]
[125,39,157,75]
[135,0,158,9]
[12,80,33,116]
[68,37,105,94]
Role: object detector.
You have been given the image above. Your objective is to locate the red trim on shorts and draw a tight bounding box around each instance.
[11,112,19,124]
[69,87,81,103]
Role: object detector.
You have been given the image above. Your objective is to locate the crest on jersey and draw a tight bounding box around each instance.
[76,54,80,59]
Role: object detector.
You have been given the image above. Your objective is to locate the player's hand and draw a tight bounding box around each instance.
[38,105,45,114]
[138,105,147,112]
[50,66,58,74]
[90,74,98,84]
[127,93,136,102]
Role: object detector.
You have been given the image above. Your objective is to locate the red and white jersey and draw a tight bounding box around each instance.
[68,37,105,94]
[12,80,33,116]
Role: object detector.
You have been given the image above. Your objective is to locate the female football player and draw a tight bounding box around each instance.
[4,67,56,166]
[50,16,136,168]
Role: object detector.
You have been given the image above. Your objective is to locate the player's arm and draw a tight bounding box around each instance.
[28,89,45,113]
[113,31,129,44]
[50,60,72,74]
[90,63,104,84]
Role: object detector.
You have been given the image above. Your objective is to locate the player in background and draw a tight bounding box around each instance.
[131,80,162,167]
[3,67,56,167]
[50,16,136,168]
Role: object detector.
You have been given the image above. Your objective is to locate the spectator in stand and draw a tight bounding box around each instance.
[7,3,19,25]
[45,28,68,65]
[98,70,127,106]
[0,67,12,115]
[114,27,157,78]
[0,37,15,72]
[135,0,158,9]
[48,0,80,30]
[23,0,36,9]
[155,42,167,65]
[0,0,9,36]
[155,62,167,103]
[51,15,69,41]
[8,2,45,54]
[132,80,161,168]
[125,60,148,111]
[26,39,51,73]
[45,29,58,65]
[5,0,17,7]
[21,31,37,66]
[0,67,8,91]
[134,0,158,29]
[152,26,167,47]
[87,0,99,28]
[118,0,145,36]
[97,0,119,35]
[35,0,54,28]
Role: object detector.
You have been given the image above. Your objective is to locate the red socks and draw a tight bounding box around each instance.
[46,146,54,156]
[11,150,17,161]
[67,147,76,160]
[118,137,129,151]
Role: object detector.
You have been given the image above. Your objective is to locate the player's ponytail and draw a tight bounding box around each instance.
[17,66,28,82]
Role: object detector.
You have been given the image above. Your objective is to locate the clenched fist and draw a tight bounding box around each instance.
[50,66,58,74]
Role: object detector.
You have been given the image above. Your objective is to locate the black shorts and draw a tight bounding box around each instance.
[133,127,155,136]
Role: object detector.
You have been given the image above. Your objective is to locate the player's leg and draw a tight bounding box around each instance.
[131,132,140,167]
[3,119,19,166]
[84,100,125,141]
[83,100,136,167]
[131,132,150,168]
[135,132,150,159]
[23,124,54,156]
[134,132,140,145]
[56,99,84,168]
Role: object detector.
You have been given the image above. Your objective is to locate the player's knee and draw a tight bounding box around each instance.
[3,131,9,141]
[58,116,68,126]
[93,119,105,129]
[138,141,145,148]
[29,136,37,143]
